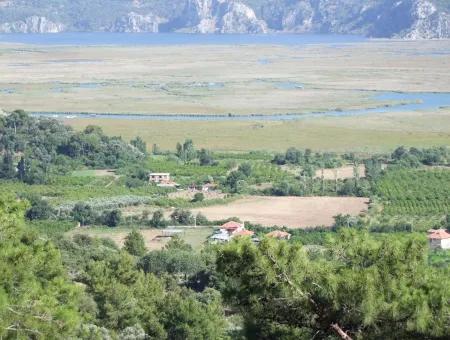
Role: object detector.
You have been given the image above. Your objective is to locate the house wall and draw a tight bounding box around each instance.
[441,238,450,249]
[149,174,170,182]
[430,238,450,250]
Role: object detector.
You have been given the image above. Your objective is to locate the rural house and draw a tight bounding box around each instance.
[221,221,245,234]
[427,229,450,250]
[149,173,177,187]
[149,173,170,183]
[210,221,255,243]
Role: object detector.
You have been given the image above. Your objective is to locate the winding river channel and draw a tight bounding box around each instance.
[30,91,450,122]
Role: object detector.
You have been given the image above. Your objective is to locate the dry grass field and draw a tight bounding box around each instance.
[192,196,369,228]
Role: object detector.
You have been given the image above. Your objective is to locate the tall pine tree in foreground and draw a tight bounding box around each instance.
[0,197,83,338]
[217,229,450,339]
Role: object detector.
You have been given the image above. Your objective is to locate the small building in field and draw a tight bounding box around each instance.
[266,230,291,240]
[427,229,450,250]
[149,173,170,183]
[149,173,178,187]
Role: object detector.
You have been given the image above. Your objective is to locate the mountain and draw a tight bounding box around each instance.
[0,0,449,38]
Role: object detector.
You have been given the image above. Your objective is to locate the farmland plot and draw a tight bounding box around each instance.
[193,196,369,228]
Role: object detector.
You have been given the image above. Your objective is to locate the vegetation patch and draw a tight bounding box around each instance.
[375,168,450,217]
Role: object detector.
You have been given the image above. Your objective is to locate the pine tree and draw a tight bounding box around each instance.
[124,229,147,257]
[0,197,83,337]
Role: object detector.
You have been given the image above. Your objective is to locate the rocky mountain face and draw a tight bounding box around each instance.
[0,0,448,38]
[178,0,267,34]
[403,0,450,38]
[0,16,64,33]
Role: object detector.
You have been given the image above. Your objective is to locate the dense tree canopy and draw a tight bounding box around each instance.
[216,230,450,339]
[0,197,83,338]
[0,111,145,184]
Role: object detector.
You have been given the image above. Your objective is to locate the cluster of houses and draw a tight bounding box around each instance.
[210,221,291,243]
[149,174,450,250]
[428,229,450,250]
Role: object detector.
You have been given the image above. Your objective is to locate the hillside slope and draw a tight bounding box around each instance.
[0,0,448,38]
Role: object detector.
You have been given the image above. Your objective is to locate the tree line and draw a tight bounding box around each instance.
[0,110,145,184]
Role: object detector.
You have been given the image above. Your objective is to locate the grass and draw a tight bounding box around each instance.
[28,219,77,237]
[71,169,99,177]
[429,249,450,268]
[67,226,214,251]
[65,109,450,152]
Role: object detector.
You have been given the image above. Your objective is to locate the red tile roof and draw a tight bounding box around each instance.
[427,229,450,240]
[233,230,255,237]
[222,221,243,231]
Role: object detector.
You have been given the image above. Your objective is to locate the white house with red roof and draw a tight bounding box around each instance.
[210,221,255,243]
[427,229,450,250]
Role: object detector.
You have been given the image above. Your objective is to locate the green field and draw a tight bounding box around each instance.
[65,109,450,152]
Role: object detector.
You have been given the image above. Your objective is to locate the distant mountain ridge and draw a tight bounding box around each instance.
[0,0,449,39]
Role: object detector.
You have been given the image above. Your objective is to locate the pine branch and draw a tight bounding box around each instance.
[331,323,353,340]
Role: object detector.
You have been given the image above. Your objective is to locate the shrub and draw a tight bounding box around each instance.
[150,210,168,228]
[170,209,194,225]
[101,209,122,228]
[72,203,96,226]
[192,192,205,202]
[25,195,54,220]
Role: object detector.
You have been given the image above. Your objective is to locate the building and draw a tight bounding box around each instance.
[210,221,254,243]
[149,173,178,187]
[266,230,291,240]
[221,221,245,234]
[149,173,171,183]
[427,229,450,250]
[210,230,232,243]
